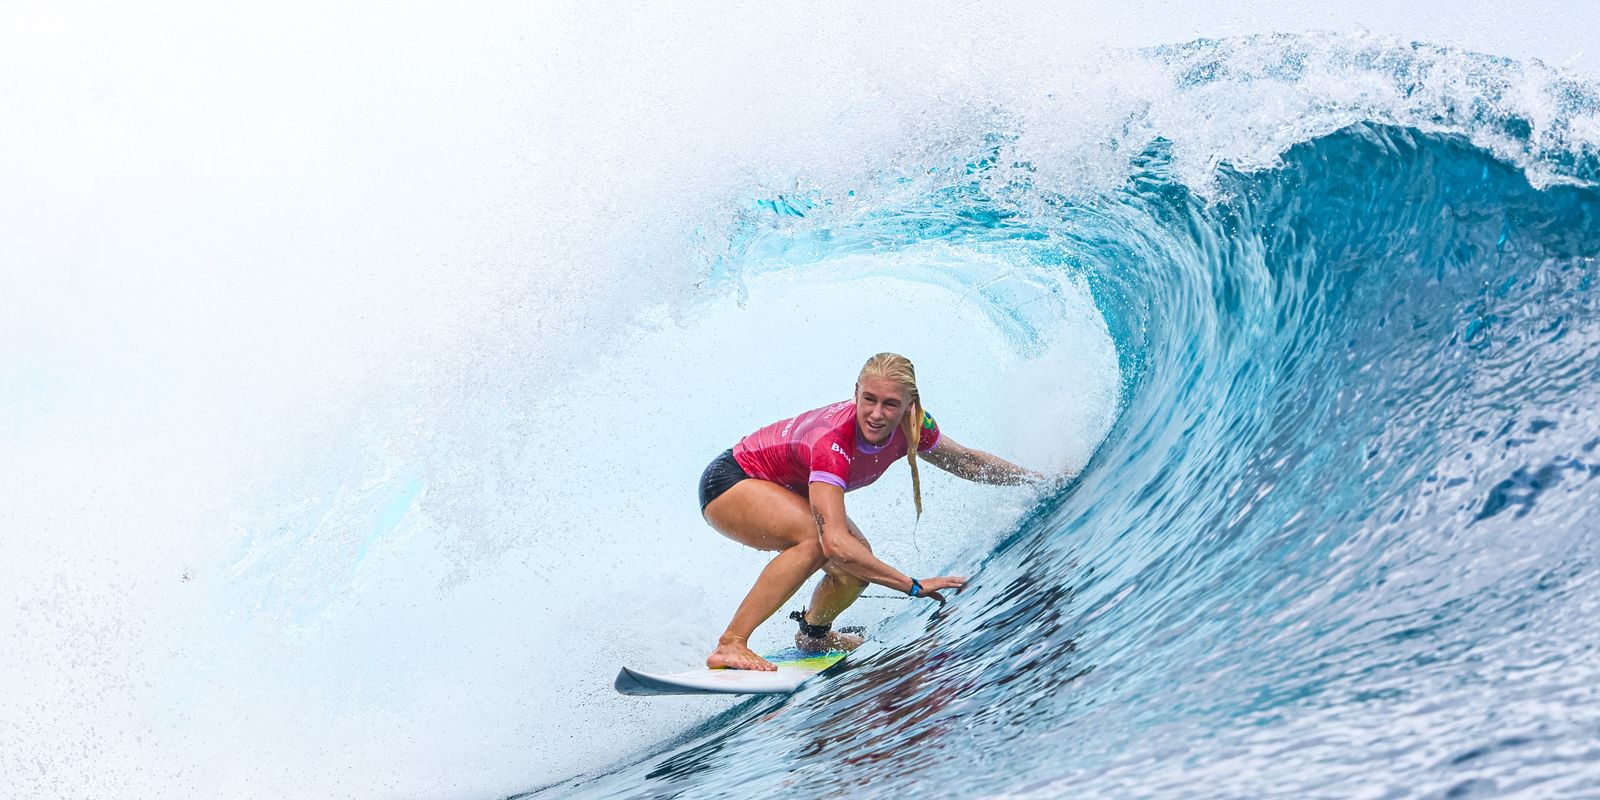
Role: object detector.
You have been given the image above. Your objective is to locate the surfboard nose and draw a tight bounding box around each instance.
[613,667,657,697]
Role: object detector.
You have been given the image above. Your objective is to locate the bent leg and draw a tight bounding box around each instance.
[805,516,871,627]
[703,479,828,670]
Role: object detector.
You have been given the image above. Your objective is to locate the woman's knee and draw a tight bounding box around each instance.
[789,535,828,569]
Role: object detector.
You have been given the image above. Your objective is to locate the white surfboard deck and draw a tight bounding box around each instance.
[615,650,847,697]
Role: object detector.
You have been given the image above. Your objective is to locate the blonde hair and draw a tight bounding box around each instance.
[859,352,926,517]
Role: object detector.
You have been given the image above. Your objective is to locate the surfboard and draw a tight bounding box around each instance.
[614,649,848,697]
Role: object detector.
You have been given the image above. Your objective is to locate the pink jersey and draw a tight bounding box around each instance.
[732,400,942,494]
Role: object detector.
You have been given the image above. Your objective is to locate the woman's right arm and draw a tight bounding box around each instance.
[808,482,965,601]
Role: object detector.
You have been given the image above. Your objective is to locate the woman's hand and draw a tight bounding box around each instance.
[914,575,967,603]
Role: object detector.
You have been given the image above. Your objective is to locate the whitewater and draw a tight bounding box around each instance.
[4,3,1600,799]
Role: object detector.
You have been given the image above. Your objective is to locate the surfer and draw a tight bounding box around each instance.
[698,352,1048,671]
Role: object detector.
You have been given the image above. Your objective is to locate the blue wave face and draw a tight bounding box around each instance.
[534,117,1600,798]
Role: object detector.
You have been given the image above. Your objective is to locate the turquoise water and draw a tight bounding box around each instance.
[529,38,1600,800]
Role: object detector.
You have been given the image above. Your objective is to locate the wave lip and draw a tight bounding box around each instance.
[1140,32,1600,189]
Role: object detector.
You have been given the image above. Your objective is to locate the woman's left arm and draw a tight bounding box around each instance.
[921,436,1051,486]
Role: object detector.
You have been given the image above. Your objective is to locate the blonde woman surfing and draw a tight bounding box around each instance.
[698,352,1047,671]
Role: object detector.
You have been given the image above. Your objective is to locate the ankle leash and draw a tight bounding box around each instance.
[789,609,832,638]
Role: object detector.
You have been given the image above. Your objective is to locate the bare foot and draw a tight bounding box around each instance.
[795,628,865,653]
[707,638,775,671]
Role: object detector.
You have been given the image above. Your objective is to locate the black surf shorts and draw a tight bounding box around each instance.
[698,449,750,513]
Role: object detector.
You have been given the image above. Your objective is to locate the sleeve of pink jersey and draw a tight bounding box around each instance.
[916,410,942,452]
[807,434,852,489]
